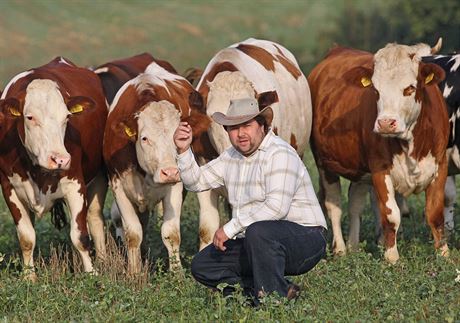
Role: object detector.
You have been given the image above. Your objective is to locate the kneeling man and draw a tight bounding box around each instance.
[173,98,327,302]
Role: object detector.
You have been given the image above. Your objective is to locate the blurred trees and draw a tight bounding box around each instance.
[313,0,460,63]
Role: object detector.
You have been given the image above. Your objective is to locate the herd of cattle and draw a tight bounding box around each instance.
[0,37,458,280]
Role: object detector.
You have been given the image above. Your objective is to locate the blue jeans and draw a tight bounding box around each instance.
[191,220,327,298]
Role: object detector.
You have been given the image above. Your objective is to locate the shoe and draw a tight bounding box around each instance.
[287,283,301,301]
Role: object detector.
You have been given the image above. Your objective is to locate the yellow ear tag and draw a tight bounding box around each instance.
[9,107,21,117]
[69,104,84,114]
[360,77,372,87]
[425,73,434,84]
[124,126,136,137]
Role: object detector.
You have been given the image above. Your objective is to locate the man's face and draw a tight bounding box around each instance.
[226,119,265,156]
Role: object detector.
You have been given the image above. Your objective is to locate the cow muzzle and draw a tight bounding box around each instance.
[48,153,71,170]
[374,118,403,136]
[158,167,180,183]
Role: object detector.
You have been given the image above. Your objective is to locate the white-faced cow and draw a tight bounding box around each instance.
[93,53,177,106]
[308,41,449,263]
[103,61,210,273]
[0,57,108,280]
[194,38,313,248]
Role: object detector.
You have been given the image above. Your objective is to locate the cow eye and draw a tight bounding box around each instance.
[403,85,416,96]
[141,136,148,142]
[26,115,33,121]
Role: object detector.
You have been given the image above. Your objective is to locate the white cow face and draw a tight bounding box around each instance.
[135,100,181,183]
[371,44,426,140]
[23,79,72,170]
[206,71,255,154]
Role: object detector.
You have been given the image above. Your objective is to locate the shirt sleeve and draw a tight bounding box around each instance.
[176,148,225,192]
[223,148,302,238]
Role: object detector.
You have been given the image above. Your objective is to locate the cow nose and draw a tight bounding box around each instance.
[377,118,397,133]
[49,154,71,170]
[159,167,180,183]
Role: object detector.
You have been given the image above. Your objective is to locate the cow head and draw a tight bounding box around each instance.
[115,99,181,184]
[345,40,444,140]
[1,79,93,170]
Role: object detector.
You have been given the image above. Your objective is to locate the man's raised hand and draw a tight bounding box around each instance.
[173,121,193,154]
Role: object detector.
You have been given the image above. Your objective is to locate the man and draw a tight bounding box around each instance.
[173,98,327,303]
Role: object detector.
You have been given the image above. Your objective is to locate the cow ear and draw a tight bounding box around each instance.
[188,90,205,114]
[343,66,374,88]
[67,96,95,115]
[0,98,22,118]
[257,91,279,110]
[112,118,138,143]
[419,63,445,86]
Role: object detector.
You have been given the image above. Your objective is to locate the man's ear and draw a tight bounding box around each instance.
[343,66,374,88]
[257,91,279,110]
[66,96,95,115]
[418,62,445,87]
[0,97,22,118]
[111,117,138,143]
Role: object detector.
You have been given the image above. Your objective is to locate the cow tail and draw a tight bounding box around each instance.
[51,199,68,230]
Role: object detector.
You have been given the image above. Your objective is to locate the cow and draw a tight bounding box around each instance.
[308,41,449,264]
[92,53,156,105]
[372,51,460,241]
[103,60,211,274]
[0,57,108,280]
[193,38,313,249]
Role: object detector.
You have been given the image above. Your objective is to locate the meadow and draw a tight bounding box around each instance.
[0,0,460,321]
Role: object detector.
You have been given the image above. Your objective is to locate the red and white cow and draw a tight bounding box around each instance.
[308,42,449,263]
[103,61,210,273]
[0,57,108,279]
[194,38,313,248]
[93,53,177,105]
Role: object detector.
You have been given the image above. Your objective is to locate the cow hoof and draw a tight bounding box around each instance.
[384,247,399,264]
[23,270,38,283]
[439,244,450,258]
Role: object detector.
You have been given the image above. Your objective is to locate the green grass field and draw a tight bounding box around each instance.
[0,1,460,321]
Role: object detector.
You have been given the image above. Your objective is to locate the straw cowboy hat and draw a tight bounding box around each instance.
[211,98,273,127]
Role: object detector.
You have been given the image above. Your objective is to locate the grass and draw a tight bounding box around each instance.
[0,0,459,321]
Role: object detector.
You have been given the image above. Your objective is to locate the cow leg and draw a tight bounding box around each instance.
[444,175,456,234]
[161,182,183,271]
[425,162,449,257]
[64,181,94,273]
[138,209,150,260]
[7,190,37,281]
[110,201,124,244]
[319,169,345,255]
[372,173,400,264]
[347,182,368,251]
[197,190,220,250]
[86,171,108,260]
[112,184,143,274]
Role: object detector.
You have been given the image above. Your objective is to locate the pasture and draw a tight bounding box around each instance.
[1,0,460,321]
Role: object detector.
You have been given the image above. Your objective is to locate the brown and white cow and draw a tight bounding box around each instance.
[308,42,449,263]
[93,53,177,105]
[194,38,313,248]
[103,61,210,273]
[0,57,108,279]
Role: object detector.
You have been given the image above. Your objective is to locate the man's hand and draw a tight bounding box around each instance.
[173,121,193,154]
[213,227,229,251]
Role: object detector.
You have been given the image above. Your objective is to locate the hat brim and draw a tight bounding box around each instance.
[212,106,273,126]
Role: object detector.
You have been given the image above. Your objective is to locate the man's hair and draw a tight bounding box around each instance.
[254,115,269,133]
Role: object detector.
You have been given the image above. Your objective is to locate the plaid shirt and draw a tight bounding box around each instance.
[177,130,327,239]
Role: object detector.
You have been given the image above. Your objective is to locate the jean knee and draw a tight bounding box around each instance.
[191,252,206,280]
